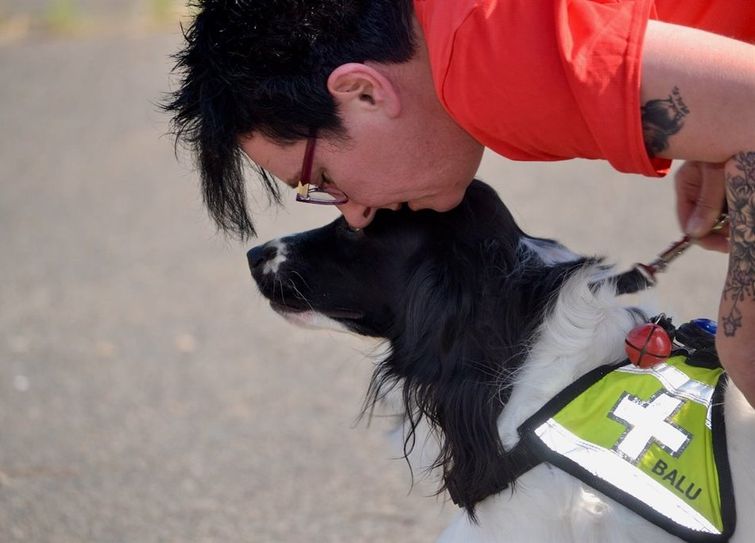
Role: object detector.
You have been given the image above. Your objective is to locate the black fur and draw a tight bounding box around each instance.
[249,181,591,515]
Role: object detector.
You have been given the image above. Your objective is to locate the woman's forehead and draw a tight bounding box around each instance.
[240,133,304,188]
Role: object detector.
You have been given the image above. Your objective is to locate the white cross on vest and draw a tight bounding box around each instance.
[609,391,691,462]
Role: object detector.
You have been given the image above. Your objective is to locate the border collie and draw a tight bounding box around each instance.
[248,181,754,543]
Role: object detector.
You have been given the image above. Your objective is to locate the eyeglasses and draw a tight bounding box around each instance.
[295,133,349,205]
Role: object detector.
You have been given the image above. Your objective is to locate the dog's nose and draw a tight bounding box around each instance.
[247,243,278,271]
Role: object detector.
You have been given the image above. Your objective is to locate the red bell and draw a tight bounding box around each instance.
[625,323,672,368]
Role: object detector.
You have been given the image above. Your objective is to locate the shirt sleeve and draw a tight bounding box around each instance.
[435,0,669,177]
[655,0,755,44]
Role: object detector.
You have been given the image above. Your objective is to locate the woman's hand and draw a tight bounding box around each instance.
[674,161,728,252]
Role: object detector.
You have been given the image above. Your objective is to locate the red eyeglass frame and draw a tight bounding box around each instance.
[295,132,349,205]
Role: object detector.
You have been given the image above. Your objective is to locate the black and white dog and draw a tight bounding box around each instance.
[249,181,754,542]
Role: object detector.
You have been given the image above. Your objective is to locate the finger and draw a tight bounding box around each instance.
[674,161,702,232]
[693,220,729,252]
[685,162,726,238]
[693,232,729,253]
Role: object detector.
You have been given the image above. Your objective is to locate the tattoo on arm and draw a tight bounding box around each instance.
[722,152,755,337]
[641,86,690,157]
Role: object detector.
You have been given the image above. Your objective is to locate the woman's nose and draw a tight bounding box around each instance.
[336,201,377,229]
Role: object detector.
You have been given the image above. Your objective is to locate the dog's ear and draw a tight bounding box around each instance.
[453,181,524,244]
[371,239,589,515]
[372,250,528,517]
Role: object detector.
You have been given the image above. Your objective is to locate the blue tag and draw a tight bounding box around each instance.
[692,318,717,335]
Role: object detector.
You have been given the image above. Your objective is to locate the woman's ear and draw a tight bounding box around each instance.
[327,63,401,118]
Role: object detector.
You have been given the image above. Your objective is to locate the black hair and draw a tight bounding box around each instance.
[163,0,417,238]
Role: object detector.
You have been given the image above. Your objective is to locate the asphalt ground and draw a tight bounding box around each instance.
[0,19,728,543]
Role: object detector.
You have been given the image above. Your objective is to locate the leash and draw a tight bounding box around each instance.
[613,214,728,295]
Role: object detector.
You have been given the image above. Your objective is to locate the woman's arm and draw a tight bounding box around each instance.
[641,20,755,163]
[718,154,755,406]
[641,21,755,407]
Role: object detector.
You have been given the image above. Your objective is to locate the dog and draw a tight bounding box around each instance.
[248,180,754,542]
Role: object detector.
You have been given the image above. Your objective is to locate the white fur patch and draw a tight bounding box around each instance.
[277,309,352,334]
[497,268,641,448]
[262,239,288,274]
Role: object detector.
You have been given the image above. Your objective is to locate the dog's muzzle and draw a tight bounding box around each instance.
[248,240,287,277]
[247,243,277,271]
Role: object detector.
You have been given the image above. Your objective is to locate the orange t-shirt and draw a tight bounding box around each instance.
[413,0,755,177]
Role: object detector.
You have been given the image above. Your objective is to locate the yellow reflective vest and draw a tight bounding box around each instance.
[519,354,735,542]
